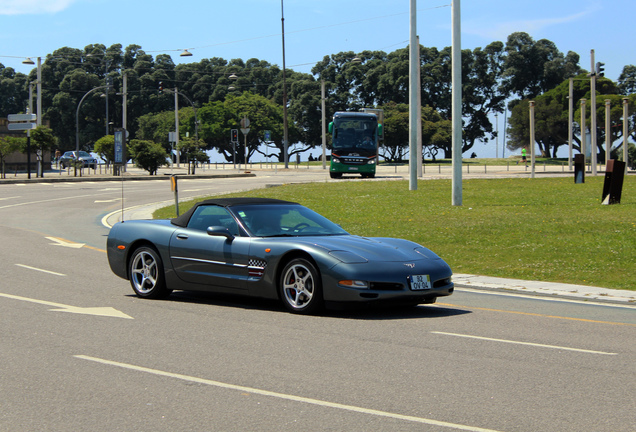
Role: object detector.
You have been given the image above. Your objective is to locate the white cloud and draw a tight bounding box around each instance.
[464,5,601,41]
[0,0,77,15]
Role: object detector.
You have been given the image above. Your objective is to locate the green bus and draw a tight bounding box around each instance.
[328,110,383,179]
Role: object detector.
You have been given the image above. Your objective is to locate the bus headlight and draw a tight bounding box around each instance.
[367,158,376,165]
[332,157,341,164]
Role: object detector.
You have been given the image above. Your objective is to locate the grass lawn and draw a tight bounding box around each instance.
[154,175,636,291]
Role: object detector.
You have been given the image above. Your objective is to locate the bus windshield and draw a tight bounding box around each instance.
[332,117,378,153]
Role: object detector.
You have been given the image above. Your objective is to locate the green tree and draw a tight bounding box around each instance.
[128,139,168,175]
[198,92,293,163]
[502,32,581,100]
[177,136,209,174]
[379,102,409,162]
[0,136,22,178]
[94,135,115,165]
[507,75,623,158]
[0,63,29,117]
[30,126,57,176]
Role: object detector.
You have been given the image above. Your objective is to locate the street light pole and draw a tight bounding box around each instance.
[76,85,109,176]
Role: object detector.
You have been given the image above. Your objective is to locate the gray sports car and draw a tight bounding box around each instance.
[107,198,454,314]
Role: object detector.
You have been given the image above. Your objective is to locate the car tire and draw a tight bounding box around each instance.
[279,258,323,314]
[329,172,342,179]
[128,246,172,299]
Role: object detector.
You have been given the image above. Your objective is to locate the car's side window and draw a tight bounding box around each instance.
[187,205,239,235]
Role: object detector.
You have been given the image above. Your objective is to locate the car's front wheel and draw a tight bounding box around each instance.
[128,246,172,299]
[279,258,323,314]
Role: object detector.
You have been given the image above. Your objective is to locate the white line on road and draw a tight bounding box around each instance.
[75,355,503,432]
[15,263,65,276]
[431,331,617,355]
[0,292,133,319]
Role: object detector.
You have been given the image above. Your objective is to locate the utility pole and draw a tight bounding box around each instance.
[529,101,536,179]
[174,87,179,168]
[590,50,598,175]
[408,0,418,190]
[451,0,462,205]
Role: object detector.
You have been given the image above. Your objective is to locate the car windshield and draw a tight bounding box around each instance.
[230,204,349,237]
[78,151,91,157]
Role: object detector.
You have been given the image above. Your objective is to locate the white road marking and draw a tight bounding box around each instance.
[15,263,65,276]
[94,199,121,203]
[431,331,617,355]
[0,196,21,201]
[46,237,85,248]
[75,355,502,432]
[0,292,133,319]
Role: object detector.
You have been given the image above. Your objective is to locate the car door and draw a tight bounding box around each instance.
[168,205,250,290]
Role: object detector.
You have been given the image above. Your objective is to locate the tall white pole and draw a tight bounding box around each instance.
[122,72,128,172]
[321,80,326,169]
[281,0,289,169]
[495,113,499,158]
[36,57,42,127]
[408,0,418,190]
[568,77,573,170]
[451,0,462,206]
[417,35,423,177]
[175,87,180,168]
[580,99,587,163]
[590,50,597,175]
[529,101,536,179]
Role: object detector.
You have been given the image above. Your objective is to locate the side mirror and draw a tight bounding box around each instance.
[206,226,234,241]
[328,122,333,134]
[377,123,383,138]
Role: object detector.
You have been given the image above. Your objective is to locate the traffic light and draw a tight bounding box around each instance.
[231,129,238,142]
[596,62,605,77]
[159,81,163,93]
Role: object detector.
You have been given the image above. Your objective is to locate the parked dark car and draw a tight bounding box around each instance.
[59,151,97,169]
[107,198,454,314]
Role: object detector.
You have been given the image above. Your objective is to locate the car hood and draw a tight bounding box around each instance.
[293,235,440,263]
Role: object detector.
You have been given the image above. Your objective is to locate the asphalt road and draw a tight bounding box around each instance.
[1,174,634,432]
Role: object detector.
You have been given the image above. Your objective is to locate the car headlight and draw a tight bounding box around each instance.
[338,280,369,289]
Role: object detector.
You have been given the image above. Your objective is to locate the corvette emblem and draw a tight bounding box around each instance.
[404,263,415,268]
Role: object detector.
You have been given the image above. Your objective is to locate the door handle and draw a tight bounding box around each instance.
[176,234,189,240]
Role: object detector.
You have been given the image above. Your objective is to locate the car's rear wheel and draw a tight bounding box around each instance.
[129,246,172,299]
[279,258,323,314]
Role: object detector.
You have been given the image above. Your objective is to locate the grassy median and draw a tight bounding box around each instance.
[155,175,635,291]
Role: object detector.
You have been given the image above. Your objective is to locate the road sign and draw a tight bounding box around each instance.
[265,130,271,141]
[8,113,37,122]
[240,128,250,135]
[240,116,250,128]
[8,122,37,131]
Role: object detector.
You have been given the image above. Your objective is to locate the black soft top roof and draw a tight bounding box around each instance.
[171,197,297,227]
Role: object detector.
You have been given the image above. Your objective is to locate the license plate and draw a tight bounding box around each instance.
[348,167,358,171]
[410,274,432,290]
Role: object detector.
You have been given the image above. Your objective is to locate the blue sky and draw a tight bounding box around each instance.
[1,0,632,80]
[1,0,633,158]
